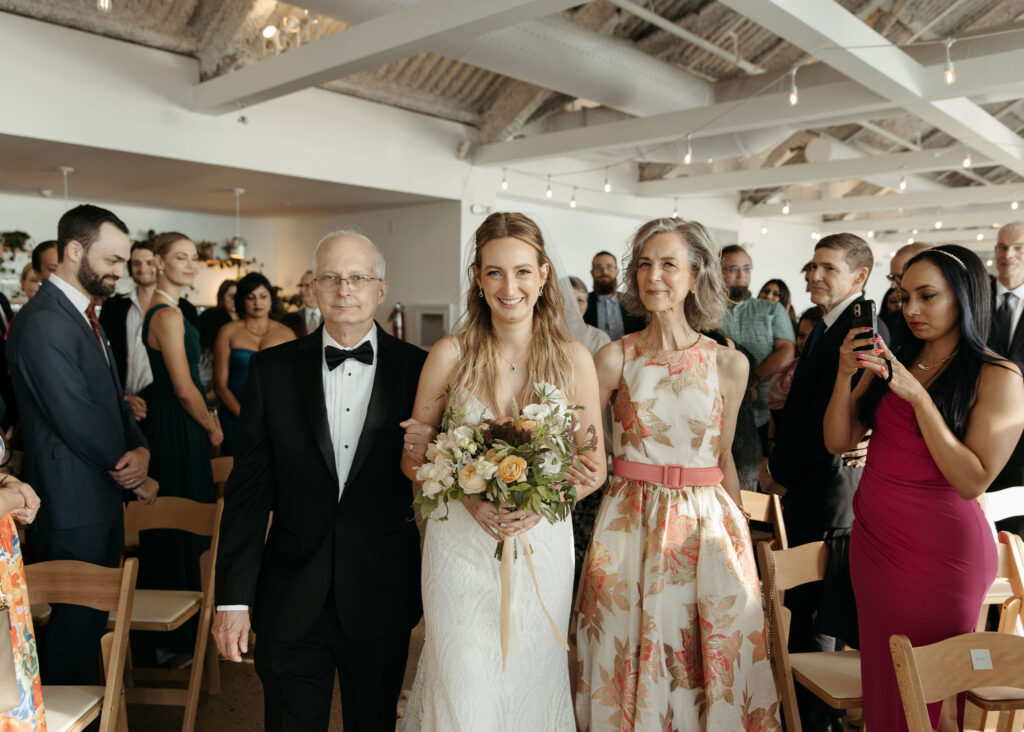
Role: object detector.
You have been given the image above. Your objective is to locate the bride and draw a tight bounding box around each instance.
[399,212,605,731]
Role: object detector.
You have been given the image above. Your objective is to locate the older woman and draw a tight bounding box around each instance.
[213,273,294,455]
[575,218,777,731]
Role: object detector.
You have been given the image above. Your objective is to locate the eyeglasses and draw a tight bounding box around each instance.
[722,264,752,273]
[313,274,379,292]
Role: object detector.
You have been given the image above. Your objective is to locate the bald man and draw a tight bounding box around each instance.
[880,242,930,333]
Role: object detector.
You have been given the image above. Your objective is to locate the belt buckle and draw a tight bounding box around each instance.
[662,464,684,489]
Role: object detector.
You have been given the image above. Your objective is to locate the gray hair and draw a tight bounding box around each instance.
[311,229,386,280]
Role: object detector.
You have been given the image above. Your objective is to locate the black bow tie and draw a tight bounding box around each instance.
[325,342,374,370]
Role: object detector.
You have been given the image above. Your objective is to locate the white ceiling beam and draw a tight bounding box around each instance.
[751,183,1021,217]
[194,0,582,114]
[473,80,896,166]
[718,0,1024,177]
[819,206,1019,234]
[637,146,986,196]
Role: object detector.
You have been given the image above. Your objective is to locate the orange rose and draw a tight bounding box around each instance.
[515,418,540,433]
[497,455,527,484]
[485,448,502,461]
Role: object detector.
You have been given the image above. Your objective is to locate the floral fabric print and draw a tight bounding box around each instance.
[1,514,45,731]
[574,334,779,731]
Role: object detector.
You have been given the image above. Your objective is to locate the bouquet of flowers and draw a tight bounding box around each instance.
[415,382,593,549]
[414,381,595,668]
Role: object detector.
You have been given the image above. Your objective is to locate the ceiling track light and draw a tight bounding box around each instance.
[545,175,553,199]
[788,66,799,106]
[944,38,956,85]
[683,134,693,166]
[603,168,612,193]
[569,188,577,209]
[500,169,508,191]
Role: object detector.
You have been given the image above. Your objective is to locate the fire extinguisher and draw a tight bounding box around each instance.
[388,302,406,341]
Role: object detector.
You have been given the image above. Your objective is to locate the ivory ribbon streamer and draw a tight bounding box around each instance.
[498,531,570,671]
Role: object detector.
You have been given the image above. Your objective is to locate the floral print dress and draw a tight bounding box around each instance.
[1,514,45,731]
[574,333,778,732]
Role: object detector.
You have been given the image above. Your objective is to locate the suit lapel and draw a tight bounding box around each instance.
[345,324,397,494]
[295,327,340,487]
[44,282,116,376]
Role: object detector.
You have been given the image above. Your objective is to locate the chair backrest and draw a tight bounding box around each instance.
[741,490,788,550]
[26,558,138,732]
[211,456,233,485]
[981,486,1024,523]
[890,631,1024,732]
[124,496,220,537]
[756,541,830,732]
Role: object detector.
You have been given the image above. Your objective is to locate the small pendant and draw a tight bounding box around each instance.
[510,364,516,372]
[916,363,929,371]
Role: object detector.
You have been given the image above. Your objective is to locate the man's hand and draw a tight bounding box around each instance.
[5,478,40,525]
[125,395,147,422]
[212,609,251,662]
[400,418,438,461]
[132,477,159,505]
[109,447,150,489]
[758,458,787,496]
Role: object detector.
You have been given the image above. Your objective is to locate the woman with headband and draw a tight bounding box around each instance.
[824,244,1024,731]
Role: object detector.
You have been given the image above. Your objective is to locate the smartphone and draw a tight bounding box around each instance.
[850,300,877,352]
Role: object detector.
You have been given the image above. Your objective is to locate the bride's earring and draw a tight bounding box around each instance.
[538,285,544,298]
[478,288,483,298]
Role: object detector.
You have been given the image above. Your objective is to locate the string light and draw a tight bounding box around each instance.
[671,198,679,219]
[569,188,577,209]
[867,230,875,239]
[912,228,919,235]
[262,25,278,38]
[781,198,791,215]
[788,67,799,106]
[761,225,768,235]
[500,170,508,191]
[545,175,553,199]
[1012,199,1019,211]
[907,236,914,244]
[898,172,907,191]
[986,259,994,267]
[683,134,693,166]
[811,231,820,240]
[962,150,972,168]
[944,38,956,85]
[977,233,985,241]
[934,216,943,229]
[603,169,611,193]
[889,251,896,258]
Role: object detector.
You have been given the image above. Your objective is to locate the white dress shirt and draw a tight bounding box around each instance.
[216,325,378,613]
[995,280,1024,347]
[125,289,154,396]
[303,307,322,333]
[50,274,109,364]
[822,291,863,332]
[323,325,377,500]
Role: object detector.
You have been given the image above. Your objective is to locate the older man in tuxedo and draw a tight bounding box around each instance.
[213,230,426,731]
[988,221,1024,537]
[7,204,156,684]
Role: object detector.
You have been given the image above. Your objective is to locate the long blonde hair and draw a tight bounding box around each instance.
[451,212,574,413]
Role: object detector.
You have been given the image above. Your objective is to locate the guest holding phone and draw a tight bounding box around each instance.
[824,245,1024,732]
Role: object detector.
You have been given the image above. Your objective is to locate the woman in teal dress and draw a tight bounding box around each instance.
[141,232,223,655]
[213,273,294,455]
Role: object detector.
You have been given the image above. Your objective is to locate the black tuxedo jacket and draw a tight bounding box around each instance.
[0,292,16,428]
[99,293,199,392]
[987,281,1024,497]
[215,322,426,642]
[6,280,147,530]
[770,297,886,546]
[583,291,645,337]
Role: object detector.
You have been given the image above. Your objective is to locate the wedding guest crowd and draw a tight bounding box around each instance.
[2,202,1022,732]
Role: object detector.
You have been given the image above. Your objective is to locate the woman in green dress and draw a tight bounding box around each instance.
[141,232,223,657]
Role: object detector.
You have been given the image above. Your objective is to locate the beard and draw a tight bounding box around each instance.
[78,255,117,298]
[728,285,751,303]
[592,278,616,295]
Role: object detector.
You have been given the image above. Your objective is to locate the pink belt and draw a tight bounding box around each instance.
[613,457,723,489]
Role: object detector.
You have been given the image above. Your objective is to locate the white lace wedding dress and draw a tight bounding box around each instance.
[399,390,576,732]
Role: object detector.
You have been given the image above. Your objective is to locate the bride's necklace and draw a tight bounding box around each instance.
[914,349,956,371]
[245,320,271,337]
[497,349,530,373]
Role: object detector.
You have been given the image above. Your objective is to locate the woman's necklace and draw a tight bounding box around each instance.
[154,288,178,303]
[245,319,271,338]
[497,349,529,373]
[914,349,956,371]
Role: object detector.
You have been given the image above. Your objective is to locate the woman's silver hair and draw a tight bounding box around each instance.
[311,229,386,280]
[620,218,728,332]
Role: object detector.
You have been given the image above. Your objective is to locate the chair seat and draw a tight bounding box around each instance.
[968,685,1024,711]
[108,589,201,631]
[791,650,863,708]
[42,685,104,732]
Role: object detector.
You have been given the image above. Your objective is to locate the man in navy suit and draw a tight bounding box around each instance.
[7,204,156,684]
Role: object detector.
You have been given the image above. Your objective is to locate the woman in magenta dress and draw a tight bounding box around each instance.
[824,244,1024,731]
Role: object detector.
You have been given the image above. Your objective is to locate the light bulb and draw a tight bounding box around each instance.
[977,233,985,241]
[262,25,278,39]
[944,39,956,85]
[898,175,907,191]
[683,134,693,166]
[962,152,972,168]
[603,169,612,193]
[1012,200,1019,211]
[782,199,791,215]
[907,237,914,244]
[545,175,553,199]
[935,218,943,229]
[97,0,111,10]
[788,67,799,106]
[890,251,896,258]
[569,189,577,209]
[761,225,768,235]
[912,228,919,235]
[671,198,679,219]
[500,170,508,191]
[867,230,875,239]
[811,231,820,240]
[987,259,994,267]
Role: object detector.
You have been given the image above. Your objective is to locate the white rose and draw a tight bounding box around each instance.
[522,403,552,421]
[458,463,488,494]
[421,478,445,498]
[453,425,477,452]
[474,458,499,481]
[536,451,562,476]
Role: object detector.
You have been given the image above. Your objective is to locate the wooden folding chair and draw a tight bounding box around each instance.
[210,456,233,497]
[27,558,138,732]
[111,497,224,732]
[981,486,1024,526]
[756,541,861,732]
[977,531,1024,632]
[891,631,1024,732]
[741,489,788,550]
